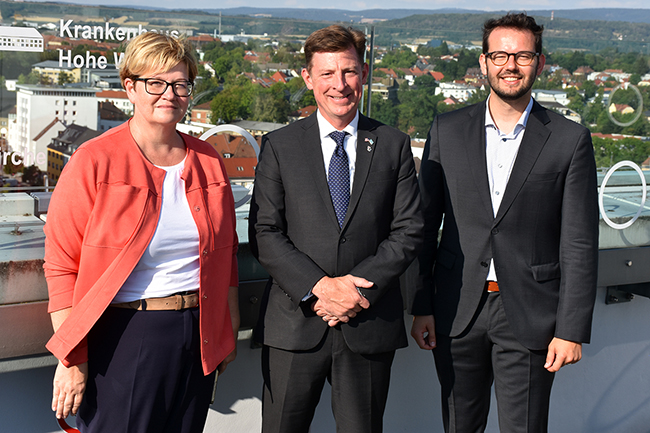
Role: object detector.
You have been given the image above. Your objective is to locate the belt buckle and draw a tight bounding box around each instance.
[175,294,183,310]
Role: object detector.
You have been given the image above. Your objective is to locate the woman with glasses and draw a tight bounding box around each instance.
[43,32,239,432]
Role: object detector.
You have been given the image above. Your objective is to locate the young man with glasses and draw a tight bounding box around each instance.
[409,12,598,433]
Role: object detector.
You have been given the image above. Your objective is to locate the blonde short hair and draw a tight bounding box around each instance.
[119,32,198,87]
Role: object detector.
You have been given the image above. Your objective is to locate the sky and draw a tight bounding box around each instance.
[33,0,650,12]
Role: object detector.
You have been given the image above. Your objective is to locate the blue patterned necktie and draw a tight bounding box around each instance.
[328,130,350,228]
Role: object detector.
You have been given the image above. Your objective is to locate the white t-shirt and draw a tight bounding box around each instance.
[113,156,201,303]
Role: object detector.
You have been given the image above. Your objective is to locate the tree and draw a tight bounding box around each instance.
[18,71,46,85]
[413,74,438,90]
[251,90,290,123]
[2,153,23,175]
[211,77,256,123]
[581,80,598,99]
[22,165,44,186]
[380,46,418,69]
[58,71,73,85]
[371,98,399,128]
[211,89,242,123]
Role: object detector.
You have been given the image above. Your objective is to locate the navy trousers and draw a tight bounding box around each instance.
[78,307,215,433]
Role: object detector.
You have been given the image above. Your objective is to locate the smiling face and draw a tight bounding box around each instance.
[480,27,545,105]
[124,62,190,128]
[301,46,368,130]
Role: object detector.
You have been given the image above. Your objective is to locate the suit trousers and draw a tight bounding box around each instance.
[261,326,395,433]
[433,292,555,433]
[78,307,215,433]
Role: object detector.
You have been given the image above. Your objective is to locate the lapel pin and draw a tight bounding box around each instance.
[364,138,374,152]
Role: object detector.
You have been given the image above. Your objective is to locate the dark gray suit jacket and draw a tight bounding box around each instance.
[249,112,423,354]
[409,100,599,351]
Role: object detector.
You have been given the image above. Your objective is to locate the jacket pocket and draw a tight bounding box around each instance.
[531,262,561,282]
[83,184,150,249]
[203,182,236,249]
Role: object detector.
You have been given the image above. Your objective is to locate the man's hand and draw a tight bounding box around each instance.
[544,337,582,372]
[411,315,437,350]
[311,275,372,325]
[52,361,88,419]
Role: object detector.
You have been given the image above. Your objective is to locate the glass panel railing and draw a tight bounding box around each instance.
[597,163,650,249]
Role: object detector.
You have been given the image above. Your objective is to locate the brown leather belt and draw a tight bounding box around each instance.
[486,281,500,292]
[111,292,199,311]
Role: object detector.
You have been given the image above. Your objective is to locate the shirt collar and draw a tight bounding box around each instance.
[317,109,359,140]
[484,96,534,135]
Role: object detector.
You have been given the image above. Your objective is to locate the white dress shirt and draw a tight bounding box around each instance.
[485,97,534,282]
[316,109,358,193]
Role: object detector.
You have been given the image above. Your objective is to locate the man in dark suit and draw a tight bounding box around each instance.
[249,25,423,433]
[409,13,599,433]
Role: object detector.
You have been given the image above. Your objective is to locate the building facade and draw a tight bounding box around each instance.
[14,85,98,171]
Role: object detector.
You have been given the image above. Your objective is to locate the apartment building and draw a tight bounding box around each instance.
[11,85,98,171]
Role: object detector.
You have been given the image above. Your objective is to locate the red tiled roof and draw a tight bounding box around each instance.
[96,90,129,99]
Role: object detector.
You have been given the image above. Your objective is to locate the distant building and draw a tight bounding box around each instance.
[244,51,272,63]
[95,89,133,116]
[538,101,582,124]
[289,105,317,122]
[609,103,635,115]
[47,124,101,183]
[573,66,595,79]
[13,85,98,171]
[0,26,43,52]
[190,102,213,124]
[83,65,121,89]
[370,77,399,101]
[187,34,220,50]
[271,71,292,84]
[532,89,571,107]
[230,120,285,137]
[98,101,129,132]
[203,133,257,179]
[32,60,81,84]
[32,118,66,171]
[435,82,476,102]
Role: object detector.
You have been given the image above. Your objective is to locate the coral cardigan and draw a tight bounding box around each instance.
[44,121,238,375]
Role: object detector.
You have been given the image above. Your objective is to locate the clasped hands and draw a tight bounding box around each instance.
[311,275,372,326]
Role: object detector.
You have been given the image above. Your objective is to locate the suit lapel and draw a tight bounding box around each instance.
[494,101,551,225]
[345,114,376,229]
[464,102,494,220]
[300,114,340,228]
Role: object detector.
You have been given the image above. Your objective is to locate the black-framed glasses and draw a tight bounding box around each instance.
[134,78,194,97]
[485,51,539,67]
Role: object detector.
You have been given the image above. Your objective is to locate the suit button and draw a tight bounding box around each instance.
[480,261,488,267]
[340,237,346,243]
[491,228,499,235]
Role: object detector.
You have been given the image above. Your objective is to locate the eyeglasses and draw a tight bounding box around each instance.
[485,51,539,67]
[133,78,193,97]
